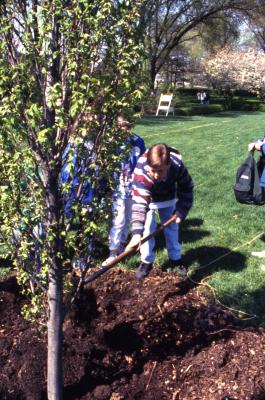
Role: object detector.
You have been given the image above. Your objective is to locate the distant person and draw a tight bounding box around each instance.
[248,137,265,258]
[205,91,210,105]
[196,91,201,103]
[126,143,194,279]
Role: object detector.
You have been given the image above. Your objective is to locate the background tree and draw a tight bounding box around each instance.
[154,13,241,91]
[203,48,265,108]
[0,1,144,399]
[192,13,241,55]
[142,0,255,90]
[241,0,265,52]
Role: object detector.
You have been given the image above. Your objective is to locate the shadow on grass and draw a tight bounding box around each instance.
[205,110,263,118]
[216,284,265,325]
[181,218,210,244]
[258,233,265,243]
[158,246,246,281]
[159,246,252,322]
[184,245,247,277]
[182,217,203,228]
[154,218,210,252]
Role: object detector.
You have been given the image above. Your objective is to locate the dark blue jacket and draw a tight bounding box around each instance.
[60,142,94,218]
[260,143,265,187]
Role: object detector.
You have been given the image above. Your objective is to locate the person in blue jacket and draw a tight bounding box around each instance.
[102,117,146,266]
[26,138,96,279]
[60,140,94,219]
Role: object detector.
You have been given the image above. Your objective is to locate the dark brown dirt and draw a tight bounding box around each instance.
[1,268,265,400]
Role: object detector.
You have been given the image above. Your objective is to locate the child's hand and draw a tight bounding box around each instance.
[248,142,256,151]
[248,142,261,152]
[175,213,182,224]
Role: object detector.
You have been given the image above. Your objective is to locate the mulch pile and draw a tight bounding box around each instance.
[1,267,265,400]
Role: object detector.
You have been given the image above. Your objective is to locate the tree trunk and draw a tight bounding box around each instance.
[47,263,63,400]
[150,56,157,92]
[45,172,64,400]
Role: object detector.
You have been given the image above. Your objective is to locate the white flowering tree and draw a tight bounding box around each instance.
[203,48,265,106]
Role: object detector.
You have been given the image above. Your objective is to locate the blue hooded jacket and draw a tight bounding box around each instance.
[60,141,94,218]
[114,133,146,199]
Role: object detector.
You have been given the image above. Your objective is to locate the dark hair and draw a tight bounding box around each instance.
[147,143,180,169]
[147,143,170,169]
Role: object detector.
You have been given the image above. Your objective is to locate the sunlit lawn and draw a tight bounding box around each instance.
[132,111,265,324]
[2,110,265,324]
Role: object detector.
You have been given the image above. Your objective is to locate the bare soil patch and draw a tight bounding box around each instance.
[1,268,265,400]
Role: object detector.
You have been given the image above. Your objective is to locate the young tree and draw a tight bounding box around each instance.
[0,1,144,399]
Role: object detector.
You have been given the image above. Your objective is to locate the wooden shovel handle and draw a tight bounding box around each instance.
[84,214,177,284]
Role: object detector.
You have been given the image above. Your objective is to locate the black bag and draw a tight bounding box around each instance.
[234,152,265,205]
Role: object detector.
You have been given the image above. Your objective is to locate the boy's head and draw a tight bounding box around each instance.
[116,115,133,130]
[147,143,170,181]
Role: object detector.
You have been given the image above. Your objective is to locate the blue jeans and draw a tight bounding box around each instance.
[140,205,181,264]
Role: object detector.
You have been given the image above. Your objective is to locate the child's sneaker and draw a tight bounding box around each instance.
[135,262,153,280]
[102,251,118,267]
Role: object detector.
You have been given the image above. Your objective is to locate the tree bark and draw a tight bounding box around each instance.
[45,171,64,400]
[47,260,63,400]
[150,56,157,91]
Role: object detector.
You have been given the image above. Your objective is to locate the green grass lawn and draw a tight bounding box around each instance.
[134,111,265,324]
[2,110,265,325]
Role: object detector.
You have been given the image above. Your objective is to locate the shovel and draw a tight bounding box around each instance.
[83,213,177,284]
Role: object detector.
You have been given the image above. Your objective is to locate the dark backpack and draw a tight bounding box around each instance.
[234,152,265,205]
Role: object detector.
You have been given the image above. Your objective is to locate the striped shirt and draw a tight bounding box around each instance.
[114,133,146,199]
[131,150,194,235]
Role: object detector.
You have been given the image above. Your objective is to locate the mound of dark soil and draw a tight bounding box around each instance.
[1,268,265,400]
